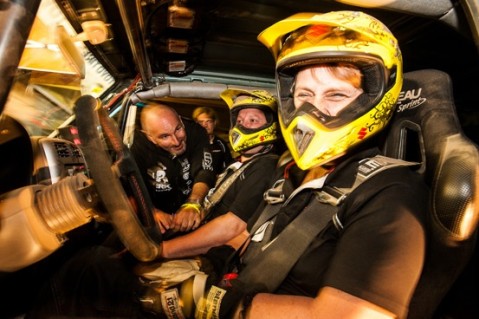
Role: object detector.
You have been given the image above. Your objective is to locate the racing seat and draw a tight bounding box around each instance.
[382,69,479,318]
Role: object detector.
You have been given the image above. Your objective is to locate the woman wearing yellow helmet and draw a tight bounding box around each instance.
[219,11,428,319]
[258,11,403,170]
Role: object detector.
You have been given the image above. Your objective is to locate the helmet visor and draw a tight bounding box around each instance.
[229,105,278,152]
[278,56,388,129]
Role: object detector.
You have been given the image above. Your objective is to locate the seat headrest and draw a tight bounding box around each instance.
[383,69,479,243]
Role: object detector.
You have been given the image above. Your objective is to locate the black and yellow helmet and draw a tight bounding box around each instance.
[220,88,278,153]
[258,11,403,169]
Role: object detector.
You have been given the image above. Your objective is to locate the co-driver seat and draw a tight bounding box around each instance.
[382,69,479,318]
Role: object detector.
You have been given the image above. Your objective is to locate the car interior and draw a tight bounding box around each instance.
[0,0,479,318]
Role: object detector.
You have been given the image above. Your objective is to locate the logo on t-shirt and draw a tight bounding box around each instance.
[180,158,191,181]
[148,162,172,192]
[203,150,214,171]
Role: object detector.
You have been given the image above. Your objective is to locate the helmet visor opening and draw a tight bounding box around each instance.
[230,104,276,129]
[278,55,388,129]
[229,104,278,152]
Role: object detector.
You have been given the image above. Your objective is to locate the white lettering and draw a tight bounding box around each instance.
[161,289,185,319]
[398,88,422,102]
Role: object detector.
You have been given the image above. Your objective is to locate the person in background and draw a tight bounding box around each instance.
[159,89,279,259]
[130,103,216,236]
[192,106,234,175]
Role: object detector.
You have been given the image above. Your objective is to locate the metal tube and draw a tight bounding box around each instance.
[116,0,154,89]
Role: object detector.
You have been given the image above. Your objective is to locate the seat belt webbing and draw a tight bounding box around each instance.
[237,197,336,291]
[236,155,417,291]
[204,161,253,212]
[203,154,277,215]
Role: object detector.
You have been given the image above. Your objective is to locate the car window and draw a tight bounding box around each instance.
[3,0,114,137]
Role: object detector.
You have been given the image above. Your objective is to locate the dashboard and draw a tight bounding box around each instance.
[31,136,88,185]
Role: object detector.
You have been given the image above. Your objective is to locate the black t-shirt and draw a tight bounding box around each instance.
[209,135,234,175]
[205,153,279,223]
[130,118,216,214]
[246,148,428,318]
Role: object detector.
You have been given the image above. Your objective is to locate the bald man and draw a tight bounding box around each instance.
[130,103,216,236]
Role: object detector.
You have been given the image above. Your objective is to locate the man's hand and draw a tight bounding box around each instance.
[172,203,202,232]
[153,209,173,233]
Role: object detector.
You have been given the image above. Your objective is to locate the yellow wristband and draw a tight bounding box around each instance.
[181,202,202,214]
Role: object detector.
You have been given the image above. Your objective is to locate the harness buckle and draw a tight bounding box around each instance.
[263,178,286,204]
[316,185,347,206]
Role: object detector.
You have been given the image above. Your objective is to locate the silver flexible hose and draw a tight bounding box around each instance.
[36,174,97,234]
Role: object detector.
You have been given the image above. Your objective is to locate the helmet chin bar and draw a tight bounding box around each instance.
[0,173,98,272]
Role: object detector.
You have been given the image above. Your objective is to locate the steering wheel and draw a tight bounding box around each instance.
[75,95,162,261]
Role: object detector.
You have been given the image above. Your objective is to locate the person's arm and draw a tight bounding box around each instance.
[186,181,210,204]
[171,181,210,232]
[246,286,396,319]
[163,212,246,258]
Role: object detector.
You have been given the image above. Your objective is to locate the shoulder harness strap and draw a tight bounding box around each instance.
[203,154,277,214]
[237,155,417,291]
[321,155,417,230]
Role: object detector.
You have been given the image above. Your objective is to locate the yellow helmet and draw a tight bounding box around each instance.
[258,11,403,169]
[220,88,278,153]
